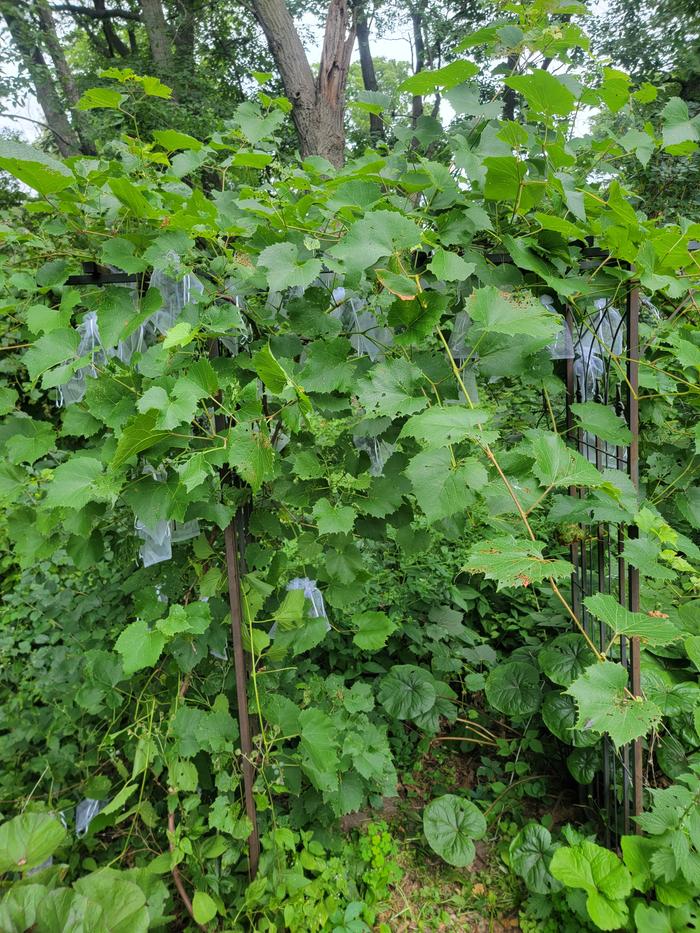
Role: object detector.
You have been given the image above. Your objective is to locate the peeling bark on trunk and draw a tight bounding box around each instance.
[1,1,82,156]
[252,0,355,167]
[355,7,384,143]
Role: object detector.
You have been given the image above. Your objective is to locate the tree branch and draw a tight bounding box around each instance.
[50,3,141,20]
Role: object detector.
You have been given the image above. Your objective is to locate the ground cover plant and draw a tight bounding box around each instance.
[0,0,698,929]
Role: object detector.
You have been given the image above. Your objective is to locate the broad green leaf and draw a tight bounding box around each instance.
[312,498,356,536]
[112,412,170,468]
[623,536,676,581]
[0,139,73,195]
[584,594,681,647]
[467,286,561,341]
[538,633,596,687]
[108,178,159,218]
[23,328,80,383]
[375,269,419,300]
[251,345,289,393]
[526,430,604,488]
[101,238,147,274]
[162,321,194,349]
[356,358,427,418]
[485,661,541,717]
[570,402,632,445]
[567,746,600,784]
[156,603,211,638]
[352,611,396,650]
[299,338,355,393]
[567,661,662,748]
[378,665,436,720]
[77,87,125,110]
[114,621,166,676]
[73,872,148,933]
[228,424,275,492]
[550,842,631,931]
[464,536,573,589]
[405,448,487,523]
[505,69,576,117]
[541,691,599,747]
[388,290,447,344]
[0,386,18,416]
[534,213,587,239]
[45,457,114,509]
[5,419,56,465]
[35,889,104,933]
[400,60,479,95]
[330,210,422,278]
[192,891,217,925]
[427,248,476,282]
[152,129,203,151]
[258,242,322,292]
[423,794,486,867]
[509,823,561,894]
[483,156,526,200]
[661,97,699,155]
[298,708,338,775]
[0,813,66,873]
[400,406,492,447]
[272,589,307,630]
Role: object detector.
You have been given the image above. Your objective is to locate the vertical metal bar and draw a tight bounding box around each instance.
[627,283,643,824]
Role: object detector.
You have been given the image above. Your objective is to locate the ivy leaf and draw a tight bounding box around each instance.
[427,248,476,282]
[312,498,356,536]
[114,620,166,676]
[378,665,436,720]
[0,139,73,195]
[505,69,576,117]
[550,841,631,931]
[539,634,597,687]
[485,661,541,717]
[661,97,699,155]
[228,424,275,492]
[570,402,632,445]
[352,611,396,650]
[464,536,573,589]
[525,430,603,488]
[0,813,66,874]
[423,794,486,867]
[45,457,115,509]
[467,286,561,341]
[567,661,662,748]
[356,358,428,417]
[330,210,422,278]
[400,406,493,447]
[406,449,487,523]
[258,242,322,292]
[584,594,681,647]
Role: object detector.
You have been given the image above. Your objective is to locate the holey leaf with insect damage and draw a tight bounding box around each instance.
[567,661,662,748]
[464,536,573,589]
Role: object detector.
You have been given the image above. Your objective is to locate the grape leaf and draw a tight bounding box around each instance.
[464,536,573,589]
[399,406,493,447]
[258,242,322,292]
[505,69,576,117]
[584,594,682,647]
[114,621,166,676]
[352,611,396,650]
[405,449,487,523]
[570,402,632,445]
[228,424,275,492]
[467,286,561,340]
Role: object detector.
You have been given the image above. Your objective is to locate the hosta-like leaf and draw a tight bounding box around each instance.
[423,794,486,867]
[485,661,541,717]
[567,661,662,748]
[509,823,561,894]
[567,747,601,784]
[539,633,596,687]
[465,536,573,589]
[584,593,682,647]
[541,691,599,748]
[378,665,436,720]
[0,813,66,874]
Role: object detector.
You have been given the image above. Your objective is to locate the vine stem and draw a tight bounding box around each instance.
[436,326,605,663]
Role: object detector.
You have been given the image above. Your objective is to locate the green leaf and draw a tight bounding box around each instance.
[464,536,573,589]
[112,412,170,468]
[0,813,66,873]
[258,242,322,292]
[567,747,600,784]
[101,238,147,274]
[299,338,355,393]
[24,328,80,383]
[539,634,596,687]
[73,872,148,933]
[505,69,576,117]
[378,665,436,720]
[661,97,699,155]
[152,129,203,151]
[388,290,447,345]
[114,621,166,676]
[542,691,599,747]
[356,358,427,418]
[251,345,289,393]
[570,402,632,445]
[77,87,125,110]
[0,139,73,195]
[509,823,561,894]
[108,178,159,218]
[35,889,104,933]
[375,269,419,300]
[45,457,114,509]
[0,387,18,416]
[312,498,356,536]
[5,420,56,465]
[567,661,662,748]
[156,603,211,639]
[192,891,217,925]
[584,594,681,647]
[162,321,195,349]
[405,449,487,523]
[423,794,486,867]
[550,842,631,931]
[400,60,479,94]
[228,424,275,492]
[526,430,604,488]
[352,611,396,650]
[299,708,338,775]
[483,156,526,200]
[485,661,541,717]
[467,286,561,341]
[427,248,476,282]
[330,210,422,278]
[623,536,676,581]
[400,406,492,447]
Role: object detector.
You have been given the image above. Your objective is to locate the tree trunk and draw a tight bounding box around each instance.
[139,0,177,94]
[1,1,82,156]
[502,53,519,120]
[35,0,95,153]
[354,6,384,142]
[172,0,195,70]
[252,0,355,167]
[410,10,425,127]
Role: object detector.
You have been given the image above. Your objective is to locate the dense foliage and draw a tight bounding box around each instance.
[0,1,699,930]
